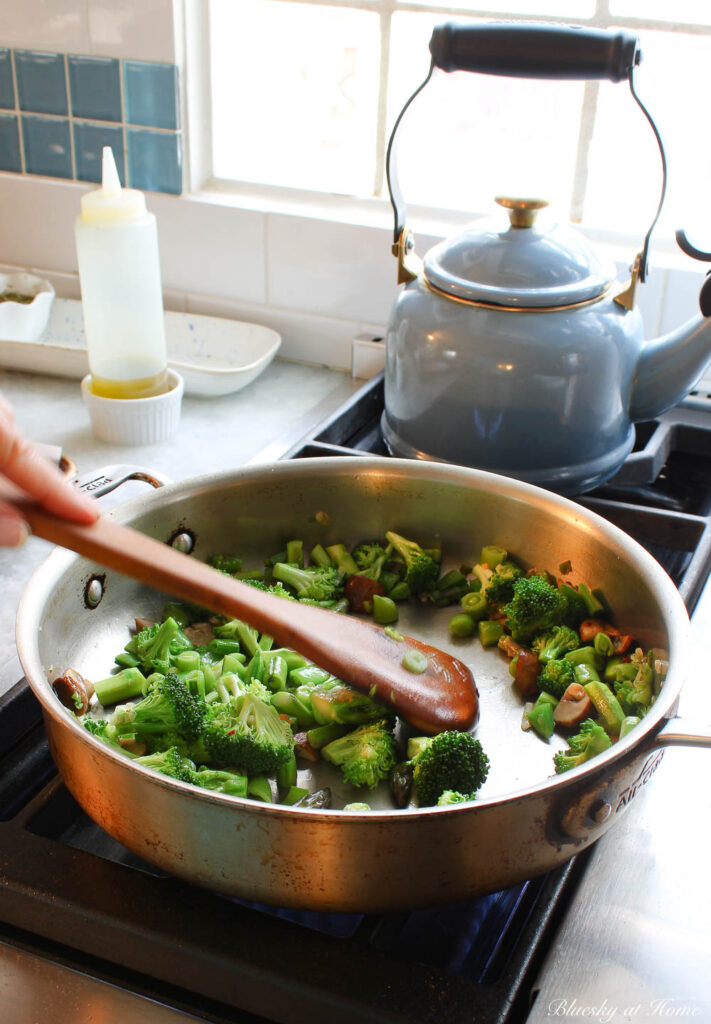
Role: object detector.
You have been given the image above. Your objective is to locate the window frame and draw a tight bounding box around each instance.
[186,0,711,257]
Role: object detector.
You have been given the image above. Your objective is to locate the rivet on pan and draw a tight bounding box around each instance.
[590,800,612,825]
[171,531,194,554]
[85,576,105,609]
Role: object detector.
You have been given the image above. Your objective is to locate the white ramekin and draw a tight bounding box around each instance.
[80,369,184,445]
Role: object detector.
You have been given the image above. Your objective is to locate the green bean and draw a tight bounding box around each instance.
[448,613,475,638]
[373,594,398,625]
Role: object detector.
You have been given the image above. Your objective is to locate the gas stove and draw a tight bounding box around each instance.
[1,372,710,1024]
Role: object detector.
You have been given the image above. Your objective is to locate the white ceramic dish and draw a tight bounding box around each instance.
[81,370,184,445]
[0,273,55,343]
[0,299,281,398]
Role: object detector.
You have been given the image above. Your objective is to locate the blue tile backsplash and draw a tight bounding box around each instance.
[0,48,181,194]
[22,115,72,178]
[124,61,179,130]
[74,121,125,184]
[128,127,182,194]
[0,114,21,172]
[15,51,68,115]
[0,50,15,110]
[68,56,122,123]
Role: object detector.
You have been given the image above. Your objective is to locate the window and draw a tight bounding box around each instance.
[207,0,711,244]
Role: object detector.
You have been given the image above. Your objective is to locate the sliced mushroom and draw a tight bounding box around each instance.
[294,787,332,809]
[134,617,155,633]
[553,682,594,728]
[184,621,216,646]
[293,732,320,762]
[52,668,94,715]
[390,760,415,808]
[514,649,541,700]
[344,574,386,613]
[611,633,634,655]
[578,618,634,655]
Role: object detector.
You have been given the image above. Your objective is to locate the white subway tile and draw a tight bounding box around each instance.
[3,1,89,52]
[88,0,177,62]
[28,267,81,300]
[0,176,85,271]
[266,213,400,325]
[150,194,268,305]
[185,292,384,371]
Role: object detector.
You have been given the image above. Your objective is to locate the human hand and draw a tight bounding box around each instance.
[0,394,99,546]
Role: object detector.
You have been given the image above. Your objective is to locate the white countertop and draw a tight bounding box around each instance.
[0,359,360,695]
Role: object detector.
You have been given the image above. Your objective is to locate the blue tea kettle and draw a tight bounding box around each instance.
[381,22,711,494]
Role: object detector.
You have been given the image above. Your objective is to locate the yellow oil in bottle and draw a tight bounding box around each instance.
[90,367,170,399]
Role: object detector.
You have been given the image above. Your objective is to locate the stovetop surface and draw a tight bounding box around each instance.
[1,372,710,1024]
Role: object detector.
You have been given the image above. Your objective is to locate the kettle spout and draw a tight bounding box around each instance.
[630,315,711,422]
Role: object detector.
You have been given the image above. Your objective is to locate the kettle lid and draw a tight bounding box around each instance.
[423,197,616,308]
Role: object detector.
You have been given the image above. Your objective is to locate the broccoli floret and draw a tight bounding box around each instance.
[553,719,612,774]
[191,766,248,797]
[437,790,471,805]
[504,575,572,642]
[413,731,490,807]
[351,542,389,581]
[272,562,344,602]
[241,579,297,601]
[485,561,523,605]
[556,584,590,627]
[150,730,212,764]
[532,625,581,664]
[310,679,390,726]
[134,746,196,782]
[203,693,293,773]
[134,617,192,674]
[614,651,654,718]
[538,658,576,700]
[83,717,128,754]
[111,671,206,744]
[384,530,440,594]
[321,720,397,790]
[208,554,243,574]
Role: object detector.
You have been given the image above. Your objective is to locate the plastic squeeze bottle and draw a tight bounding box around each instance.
[75,147,169,398]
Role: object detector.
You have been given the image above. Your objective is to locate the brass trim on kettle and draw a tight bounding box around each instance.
[422,274,621,313]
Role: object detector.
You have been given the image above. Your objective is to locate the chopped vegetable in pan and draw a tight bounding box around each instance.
[63,532,665,809]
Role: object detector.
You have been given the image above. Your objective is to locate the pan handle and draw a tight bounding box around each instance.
[652,718,711,749]
[71,463,171,500]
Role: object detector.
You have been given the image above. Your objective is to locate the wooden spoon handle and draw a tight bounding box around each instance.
[21,504,479,734]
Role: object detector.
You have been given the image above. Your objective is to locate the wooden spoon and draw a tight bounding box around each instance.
[20,503,479,734]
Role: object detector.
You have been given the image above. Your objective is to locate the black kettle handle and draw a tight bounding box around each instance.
[429,22,640,81]
[675,230,711,318]
[387,22,664,288]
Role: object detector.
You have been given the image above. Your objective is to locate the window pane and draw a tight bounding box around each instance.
[403,0,595,13]
[387,12,585,218]
[210,0,380,194]
[610,0,711,25]
[584,30,711,241]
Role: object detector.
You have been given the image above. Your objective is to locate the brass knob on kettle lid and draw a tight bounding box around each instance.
[495,196,550,229]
